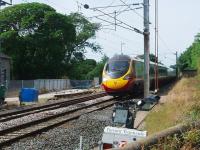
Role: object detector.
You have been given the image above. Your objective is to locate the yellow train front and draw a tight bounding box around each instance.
[102,55,136,96]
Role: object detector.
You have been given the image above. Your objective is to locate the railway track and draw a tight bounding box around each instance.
[0,92,106,122]
[53,90,93,99]
[0,93,115,147]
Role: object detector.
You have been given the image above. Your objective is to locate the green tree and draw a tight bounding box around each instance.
[0,3,100,79]
[67,13,101,62]
[86,55,108,81]
[68,59,97,80]
[0,3,75,79]
[179,33,200,71]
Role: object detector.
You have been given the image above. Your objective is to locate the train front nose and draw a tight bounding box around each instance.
[102,77,129,92]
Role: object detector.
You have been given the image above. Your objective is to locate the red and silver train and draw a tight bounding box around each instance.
[101,54,175,96]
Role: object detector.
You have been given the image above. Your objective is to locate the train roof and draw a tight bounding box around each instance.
[132,57,167,68]
[108,54,167,68]
[108,54,131,62]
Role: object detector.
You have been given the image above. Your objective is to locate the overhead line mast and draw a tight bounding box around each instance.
[154,0,159,92]
[143,0,150,98]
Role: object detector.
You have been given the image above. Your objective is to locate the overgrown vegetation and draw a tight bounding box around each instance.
[150,129,200,150]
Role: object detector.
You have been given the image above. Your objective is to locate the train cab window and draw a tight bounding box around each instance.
[105,61,130,78]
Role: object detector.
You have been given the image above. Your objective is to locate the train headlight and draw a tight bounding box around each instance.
[137,100,142,106]
[103,77,109,82]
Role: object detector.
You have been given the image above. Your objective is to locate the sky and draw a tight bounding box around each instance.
[2,0,200,67]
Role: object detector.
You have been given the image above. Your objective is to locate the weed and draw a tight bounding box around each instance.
[183,129,200,146]
[186,103,200,122]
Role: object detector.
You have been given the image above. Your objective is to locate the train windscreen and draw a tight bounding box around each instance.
[106,61,129,78]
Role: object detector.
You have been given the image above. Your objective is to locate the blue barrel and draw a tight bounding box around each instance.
[19,88,39,103]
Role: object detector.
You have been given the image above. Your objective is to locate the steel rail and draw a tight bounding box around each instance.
[0,92,106,120]
[0,98,116,147]
[54,91,93,99]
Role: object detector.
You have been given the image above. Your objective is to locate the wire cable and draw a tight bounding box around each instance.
[96,16,142,34]
[119,0,145,20]
[92,8,143,34]
[158,33,175,54]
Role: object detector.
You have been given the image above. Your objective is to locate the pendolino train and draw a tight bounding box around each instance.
[101,54,175,96]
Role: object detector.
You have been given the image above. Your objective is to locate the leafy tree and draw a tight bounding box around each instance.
[68,59,97,80]
[179,33,200,71]
[67,55,108,80]
[0,3,75,79]
[86,55,108,81]
[0,3,100,79]
[67,13,101,62]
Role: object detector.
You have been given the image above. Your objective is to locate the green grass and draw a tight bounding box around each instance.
[142,76,200,149]
[144,77,200,135]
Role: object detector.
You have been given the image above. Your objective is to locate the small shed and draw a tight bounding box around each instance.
[0,52,11,85]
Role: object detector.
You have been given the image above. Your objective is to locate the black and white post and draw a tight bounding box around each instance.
[143,0,150,98]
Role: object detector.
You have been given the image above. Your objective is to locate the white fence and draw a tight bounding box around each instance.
[7,78,99,97]
[34,79,70,91]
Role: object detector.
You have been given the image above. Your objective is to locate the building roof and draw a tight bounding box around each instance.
[0,52,11,59]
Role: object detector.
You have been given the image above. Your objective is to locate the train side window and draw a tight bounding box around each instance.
[135,62,143,78]
[150,64,154,77]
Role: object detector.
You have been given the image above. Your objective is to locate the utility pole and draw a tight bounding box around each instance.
[154,0,158,92]
[143,0,150,98]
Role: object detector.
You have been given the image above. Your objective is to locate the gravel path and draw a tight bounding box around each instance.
[3,108,113,150]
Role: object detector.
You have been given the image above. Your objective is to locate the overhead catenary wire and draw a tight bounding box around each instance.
[88,7,141,19]
[158,33,175,54]
[116,6,143,17]
[119,0,145,21]
[96,16,142,34]
[90,8,143,34]
[85,3,140,9]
